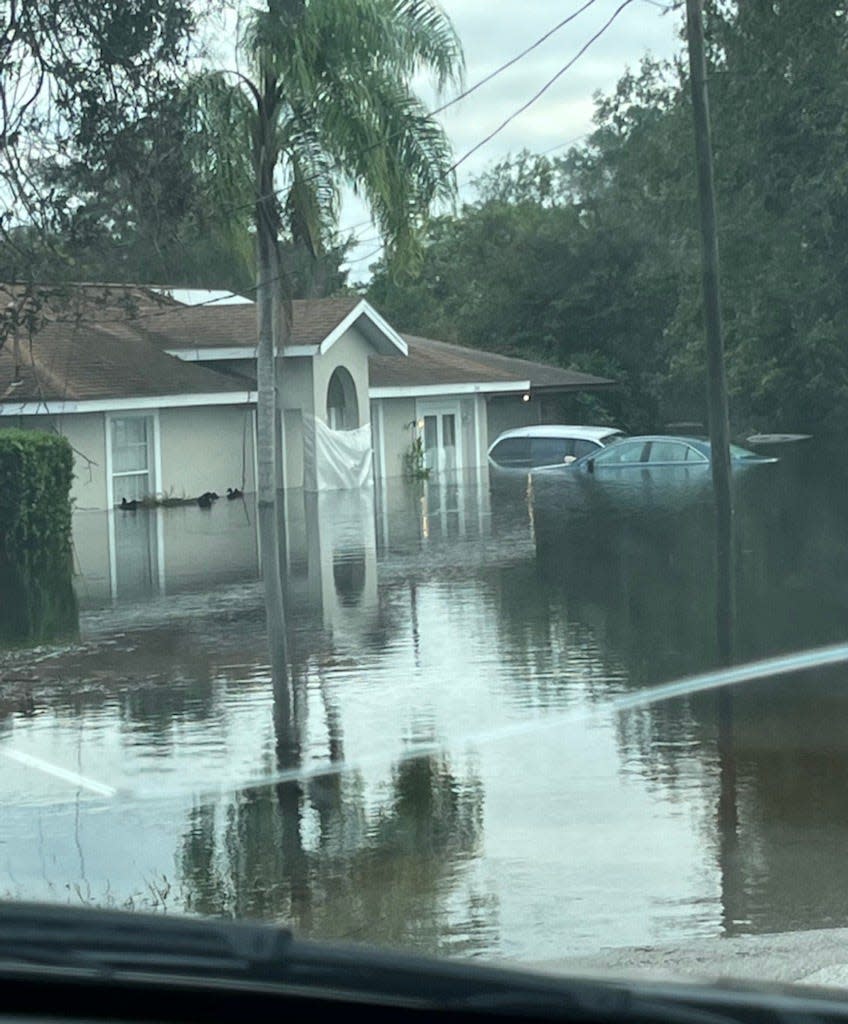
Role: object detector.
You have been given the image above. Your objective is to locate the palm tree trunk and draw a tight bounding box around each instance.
[255,114,288,675]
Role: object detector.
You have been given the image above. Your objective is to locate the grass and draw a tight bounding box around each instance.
[2,874,181,914]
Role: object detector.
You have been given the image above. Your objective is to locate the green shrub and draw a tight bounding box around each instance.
[0,429,78,644]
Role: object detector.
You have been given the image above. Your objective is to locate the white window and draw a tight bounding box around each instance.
[109,415,155,504]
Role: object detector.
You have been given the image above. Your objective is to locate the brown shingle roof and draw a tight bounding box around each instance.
[369,334,613,392]
[0,285,612,406]
[0,318,249,404]
[0,282,181,322]
[139,296,361,351]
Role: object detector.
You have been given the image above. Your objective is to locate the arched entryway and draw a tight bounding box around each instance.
[326,366,359,430]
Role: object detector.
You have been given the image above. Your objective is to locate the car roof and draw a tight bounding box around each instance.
[490,425,623,445]
[620,435,709,446]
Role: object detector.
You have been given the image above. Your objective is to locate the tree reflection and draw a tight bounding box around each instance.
[178,663,490,954]
[531,454,848,937]
[0,557,78,645]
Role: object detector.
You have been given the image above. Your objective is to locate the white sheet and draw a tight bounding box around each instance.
[302,413,374,491]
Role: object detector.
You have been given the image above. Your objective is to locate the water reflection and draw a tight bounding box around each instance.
[7,460,848,959]
[0,555,78,645]
[533,454,848,939]
[73,501,261,608]
[178,752,486,951]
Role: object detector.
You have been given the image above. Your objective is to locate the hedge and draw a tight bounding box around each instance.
[0,428,78,644]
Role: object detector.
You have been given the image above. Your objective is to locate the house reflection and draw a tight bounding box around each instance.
[72,499,261,608]
[73,475,495,621]
[178,750,491,954]
[375,469,491,554]
[286,488,380,645]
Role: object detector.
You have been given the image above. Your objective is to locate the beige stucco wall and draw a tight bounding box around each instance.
[8,412,109,510]
[277,355,313,490]
[460,395,490,470]
[375,396,416,478]
[158,405,255,500]
[311,325,371,429]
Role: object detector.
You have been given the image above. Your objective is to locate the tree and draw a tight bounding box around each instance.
[368,119,690,433]
[197,0,463,670]
[369,0,848,439]
[1,0,196,278]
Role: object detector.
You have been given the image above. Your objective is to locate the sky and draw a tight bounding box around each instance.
[341,0,683,278]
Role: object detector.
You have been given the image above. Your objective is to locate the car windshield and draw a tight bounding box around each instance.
[3,0,847,1000]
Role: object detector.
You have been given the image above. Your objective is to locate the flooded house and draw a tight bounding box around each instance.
[0,284,613,509]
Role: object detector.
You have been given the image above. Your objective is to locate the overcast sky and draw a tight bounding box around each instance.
[342,0,684,277]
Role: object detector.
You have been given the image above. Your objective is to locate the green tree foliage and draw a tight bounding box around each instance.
[0,429,77,643]
[197,0,463,276]
[0,0,195,279]
[370,1,848,436]
[0,0,361,294]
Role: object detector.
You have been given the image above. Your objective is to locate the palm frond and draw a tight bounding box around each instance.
[389,0,465,92]
[231,0,464,268]
[280,116,339,253]
[186,71,256,225]
[313,64,455,267]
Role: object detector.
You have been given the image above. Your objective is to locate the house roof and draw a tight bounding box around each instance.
[0,282,181,320]
[139,296,363,352]
[369,334,614,393]
[0,285,612,410]
[0,317,249,407]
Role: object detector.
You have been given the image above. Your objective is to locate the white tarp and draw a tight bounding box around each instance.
[302,413,373,491]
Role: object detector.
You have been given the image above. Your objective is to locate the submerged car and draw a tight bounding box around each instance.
[488,424,624,473]
[534,435,778,476]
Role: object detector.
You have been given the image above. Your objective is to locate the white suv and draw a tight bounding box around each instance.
[488,425,624,472]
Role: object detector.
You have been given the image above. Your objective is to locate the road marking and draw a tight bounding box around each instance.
[0,749,117,797]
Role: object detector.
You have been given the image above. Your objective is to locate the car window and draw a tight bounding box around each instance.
[592,440,648,465]
[489,436,532,466]
[530,437,572,466]
[647,440,689,463]
[573,439,600,460]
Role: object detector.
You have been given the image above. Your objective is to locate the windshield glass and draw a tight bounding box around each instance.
[2,0,846,997]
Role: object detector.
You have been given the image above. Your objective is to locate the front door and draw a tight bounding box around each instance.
[417,400,462,477]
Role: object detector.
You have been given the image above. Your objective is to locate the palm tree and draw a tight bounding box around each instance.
[197,0,463,670]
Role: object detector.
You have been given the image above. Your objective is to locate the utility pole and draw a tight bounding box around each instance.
[685,0,734,667]
[685,0,738,888]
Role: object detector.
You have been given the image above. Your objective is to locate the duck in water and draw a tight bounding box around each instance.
[226,487,243,500]
[119,497,139,511]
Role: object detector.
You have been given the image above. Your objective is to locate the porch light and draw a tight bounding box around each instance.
[522,392,531,402]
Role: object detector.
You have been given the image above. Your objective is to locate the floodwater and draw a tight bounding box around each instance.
[3,444,848,963]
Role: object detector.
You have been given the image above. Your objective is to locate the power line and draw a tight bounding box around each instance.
[338,6,638,268]
[217,0,606,221]
[429,0,601,118]
[343,243,384,267]
[450,0,636,174]
[15,0,646,322]
[540,131,592,156]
